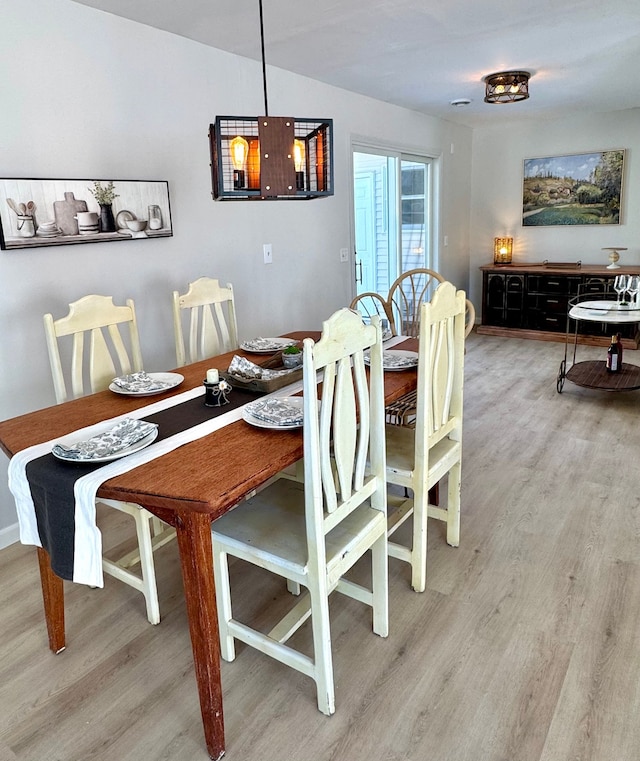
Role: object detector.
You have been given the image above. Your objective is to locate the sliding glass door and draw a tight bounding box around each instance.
[352,147,433,299]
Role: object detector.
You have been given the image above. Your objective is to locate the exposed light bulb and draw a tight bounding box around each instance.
[293,139,305,172]
[229,135,249,190]
[293,138,305,191]
[230,136,249,170]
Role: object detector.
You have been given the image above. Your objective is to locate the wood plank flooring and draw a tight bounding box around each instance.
[1,333,639,761]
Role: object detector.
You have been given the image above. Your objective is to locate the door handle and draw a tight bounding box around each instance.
[355,260,363,285]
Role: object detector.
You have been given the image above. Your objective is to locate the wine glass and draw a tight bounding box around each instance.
[627,275,640,308]
[613,274,627,306]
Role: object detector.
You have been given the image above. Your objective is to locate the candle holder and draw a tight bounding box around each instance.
[203,378,232,407]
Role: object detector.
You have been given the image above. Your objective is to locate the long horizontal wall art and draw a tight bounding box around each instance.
[522,149,625,226]
[0,178,172,250]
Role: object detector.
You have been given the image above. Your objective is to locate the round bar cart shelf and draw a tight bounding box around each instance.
[557,296,640,393]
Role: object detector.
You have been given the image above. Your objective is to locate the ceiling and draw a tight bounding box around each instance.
[72,0,640,128]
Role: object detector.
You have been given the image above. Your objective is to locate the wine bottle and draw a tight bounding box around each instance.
[616,332,623,368]
[606,334,620,373]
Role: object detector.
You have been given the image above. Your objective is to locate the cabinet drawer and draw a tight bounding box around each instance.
[527,274,581,295]
[527,293,568,314]
[581,277,613,296]
[540,314,565,332]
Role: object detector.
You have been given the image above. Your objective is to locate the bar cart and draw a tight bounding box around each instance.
[556,294,640,393]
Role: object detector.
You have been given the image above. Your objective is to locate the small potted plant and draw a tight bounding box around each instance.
[282,345,303,368]
[88,181,119,232]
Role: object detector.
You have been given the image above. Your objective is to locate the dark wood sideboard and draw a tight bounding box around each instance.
[477,262,640,348]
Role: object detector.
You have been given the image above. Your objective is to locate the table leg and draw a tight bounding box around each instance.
[36,546,66,654]
[175,512,225,761]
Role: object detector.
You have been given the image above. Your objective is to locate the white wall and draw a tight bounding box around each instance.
[0,0,472,540]
[469,109,640,308]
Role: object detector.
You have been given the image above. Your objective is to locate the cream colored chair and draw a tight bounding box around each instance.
[172,277,238,366]
[212,308,388,715]
[43,294,174,624]
[384,281,466,593]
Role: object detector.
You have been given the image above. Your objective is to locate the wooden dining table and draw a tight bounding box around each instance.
[0,330,418,760]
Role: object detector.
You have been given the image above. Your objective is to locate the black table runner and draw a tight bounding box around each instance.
[26,391,256,582]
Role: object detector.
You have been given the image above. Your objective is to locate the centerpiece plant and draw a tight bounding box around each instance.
[88,181,119,233]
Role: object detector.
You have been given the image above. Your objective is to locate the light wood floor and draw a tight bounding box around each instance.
[2,333,640,761]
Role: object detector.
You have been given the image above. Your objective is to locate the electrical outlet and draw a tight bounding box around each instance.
[340,248,349,262]
[263,243,272,264]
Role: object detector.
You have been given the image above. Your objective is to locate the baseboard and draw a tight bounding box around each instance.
[0,522,20,550]
[476,325,638,349]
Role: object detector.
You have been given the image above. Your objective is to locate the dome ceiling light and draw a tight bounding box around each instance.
[484,71,530,104]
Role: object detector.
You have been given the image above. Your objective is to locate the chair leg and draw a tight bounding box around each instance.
[410,487,428,593]
[212,543,236,662]
[308,583,335,715]
[446,462,461,547]
[132,509,160,625]
[151,517,165,536]
[370,536,389,637]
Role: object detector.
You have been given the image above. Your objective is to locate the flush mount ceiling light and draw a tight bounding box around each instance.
[484,70,530,104]
[209,0,333,200]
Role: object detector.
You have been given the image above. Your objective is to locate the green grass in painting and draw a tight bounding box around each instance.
[523,205,617,226]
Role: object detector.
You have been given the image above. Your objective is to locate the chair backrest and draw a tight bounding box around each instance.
[43,294,144,404]
[349,292,394,333]
[387,268,445,338]
[172,277,238,366]
[301,308,386,561]
[414,281,466,455]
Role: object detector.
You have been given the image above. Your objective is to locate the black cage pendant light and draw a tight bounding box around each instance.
[209,0,333,200]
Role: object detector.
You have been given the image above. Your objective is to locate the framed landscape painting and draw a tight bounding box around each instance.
[522,150,625,226]
[0,178,172,250]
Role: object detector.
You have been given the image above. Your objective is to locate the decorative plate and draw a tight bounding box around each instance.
[242,396,305,429]
[240,337,298,354]
[365,350,419,371]
[109,372,184,396]
[52,419,158,463]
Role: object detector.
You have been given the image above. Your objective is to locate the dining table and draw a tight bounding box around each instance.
[0,330,418,760]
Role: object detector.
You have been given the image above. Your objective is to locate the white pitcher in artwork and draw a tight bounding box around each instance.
[75,211,100,235]
[16,215,35,237]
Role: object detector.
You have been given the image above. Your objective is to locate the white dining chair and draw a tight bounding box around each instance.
[43,294,174,624]
[172,277,238,366]
[384,281,466,592]
[212,308,388,715]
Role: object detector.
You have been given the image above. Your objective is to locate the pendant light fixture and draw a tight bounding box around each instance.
[484,71,530,104]
[209,0,333,200]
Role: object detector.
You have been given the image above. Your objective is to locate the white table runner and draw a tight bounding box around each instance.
[9,380,303,586]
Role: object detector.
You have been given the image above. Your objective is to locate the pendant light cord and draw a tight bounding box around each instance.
[259,0,269,116]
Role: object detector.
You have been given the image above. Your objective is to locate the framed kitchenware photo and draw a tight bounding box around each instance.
[0,178,172,250]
